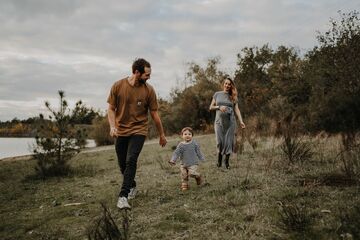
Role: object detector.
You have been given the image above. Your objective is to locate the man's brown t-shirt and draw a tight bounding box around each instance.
[107,77,158,136]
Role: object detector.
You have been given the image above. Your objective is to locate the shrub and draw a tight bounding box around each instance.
[337,205,360,239]
[234,119,259,154]
[87,203,129,240]
[278,202,313,233]
[280,136,313,164]
[340,144,360,181]
[92,116,114,146]
[277,114,313,164]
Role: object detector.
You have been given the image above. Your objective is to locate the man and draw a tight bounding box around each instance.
[107,58,167,209]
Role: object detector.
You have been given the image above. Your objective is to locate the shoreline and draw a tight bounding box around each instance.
[0,134,212,162]
[0,145,114,162]
[0,154,35,162]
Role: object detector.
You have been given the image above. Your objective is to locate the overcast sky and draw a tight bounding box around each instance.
[0,0,359,121]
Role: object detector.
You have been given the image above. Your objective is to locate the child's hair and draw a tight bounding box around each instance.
[181,127,194,136]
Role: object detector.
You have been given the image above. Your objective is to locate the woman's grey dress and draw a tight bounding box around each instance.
[213,91,237,155]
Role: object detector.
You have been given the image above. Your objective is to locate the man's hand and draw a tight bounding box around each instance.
[159,135,167,147]
[169,160,176,165]
[110,127,119,137]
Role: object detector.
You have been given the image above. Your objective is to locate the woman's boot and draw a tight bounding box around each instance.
[225,154,230,169]
[217,153,223,167]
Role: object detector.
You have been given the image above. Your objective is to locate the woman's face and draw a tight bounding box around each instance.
[223,80,232,92]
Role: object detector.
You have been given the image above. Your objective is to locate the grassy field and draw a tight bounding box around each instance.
[0,134,359,240]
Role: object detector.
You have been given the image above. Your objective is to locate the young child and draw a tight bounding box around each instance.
[169,127,205,191]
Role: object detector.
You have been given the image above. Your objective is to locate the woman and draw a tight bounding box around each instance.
[209,77,245,169]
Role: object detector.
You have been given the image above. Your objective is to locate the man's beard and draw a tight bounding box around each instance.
[139,79,146,84]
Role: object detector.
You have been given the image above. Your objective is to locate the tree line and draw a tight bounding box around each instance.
[0,100,100,137]
[150,11,359,148]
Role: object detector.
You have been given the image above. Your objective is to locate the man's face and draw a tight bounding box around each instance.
[138,67,151,84]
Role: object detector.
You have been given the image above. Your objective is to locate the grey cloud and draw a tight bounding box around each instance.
[0,56,121,105]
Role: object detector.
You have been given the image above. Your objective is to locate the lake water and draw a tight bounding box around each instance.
[0,138,96,159]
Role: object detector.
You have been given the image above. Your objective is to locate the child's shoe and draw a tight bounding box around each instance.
[195,176,203,185]
[181,182,189,191]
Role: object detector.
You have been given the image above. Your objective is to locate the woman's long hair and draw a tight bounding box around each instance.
[224,77,238,103]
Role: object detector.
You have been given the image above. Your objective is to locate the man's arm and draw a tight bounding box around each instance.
[150,110,167,147]
[108,104,118,137]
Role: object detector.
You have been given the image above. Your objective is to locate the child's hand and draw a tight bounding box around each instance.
[169,160,176,165]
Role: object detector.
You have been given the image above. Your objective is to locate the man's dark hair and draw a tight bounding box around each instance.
[132,58,151,74]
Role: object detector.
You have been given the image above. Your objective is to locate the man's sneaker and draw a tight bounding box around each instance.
[117,197,131,209]
[128,187,137,200]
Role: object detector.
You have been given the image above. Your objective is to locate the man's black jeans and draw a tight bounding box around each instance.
[115,135,146,198]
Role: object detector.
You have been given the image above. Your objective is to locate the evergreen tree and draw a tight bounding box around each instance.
[33,91,86,178]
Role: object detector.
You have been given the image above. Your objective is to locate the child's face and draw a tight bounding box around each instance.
[182,130,193,142]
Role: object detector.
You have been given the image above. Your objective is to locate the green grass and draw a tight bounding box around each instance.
[0,134,359,239]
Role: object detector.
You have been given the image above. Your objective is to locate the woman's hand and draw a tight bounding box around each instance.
[219,106,227,112]
[239,121,246,129]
